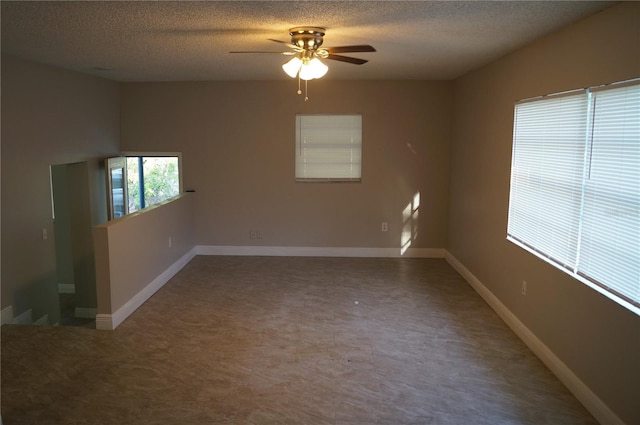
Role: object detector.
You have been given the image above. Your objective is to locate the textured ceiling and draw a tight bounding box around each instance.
[1,1,614,82]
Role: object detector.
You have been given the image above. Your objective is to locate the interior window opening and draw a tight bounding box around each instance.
[106,153,182,220]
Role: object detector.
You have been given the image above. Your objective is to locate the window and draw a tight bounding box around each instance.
[295,114,362,182]
[106,153,182,219]
[507,81,639,313]
[126,156,181,213]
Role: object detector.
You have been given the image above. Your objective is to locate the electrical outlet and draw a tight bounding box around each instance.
[168,237,172,248]
[42,228,48,240]
[521,281,527,296]
[381,222,388,232]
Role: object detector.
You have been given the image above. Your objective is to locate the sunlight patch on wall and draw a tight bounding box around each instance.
[401,192,420,255]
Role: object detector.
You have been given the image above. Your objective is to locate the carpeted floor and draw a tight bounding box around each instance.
[2,256,597,424]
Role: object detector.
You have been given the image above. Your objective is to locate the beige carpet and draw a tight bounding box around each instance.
[2,256,597,424]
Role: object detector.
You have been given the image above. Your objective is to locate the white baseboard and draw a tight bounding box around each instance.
[13,308,33,325]
[95,315,113,331]
[443,250,624,425]
[74,307,97,319]
[195,245,445,258]
[2,306,47,326]
[96,247,197,331]
[1,306,15,325]
[33,314,49,326]
[58,284,76,294]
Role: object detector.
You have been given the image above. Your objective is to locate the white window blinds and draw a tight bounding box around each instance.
[508,92,588,268]
[507,82,640,311]
[295,114,362,182]
[578,84,640,304]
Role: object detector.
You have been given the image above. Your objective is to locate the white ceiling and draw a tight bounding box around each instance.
[1,1,614,82]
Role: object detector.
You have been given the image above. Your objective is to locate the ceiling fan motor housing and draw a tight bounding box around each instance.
[289,27,326,52]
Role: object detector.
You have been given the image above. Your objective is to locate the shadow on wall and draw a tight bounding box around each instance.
[51,161,99,326]
[401,192,420,255]
[71,252,98,313]
[10,272,60,326]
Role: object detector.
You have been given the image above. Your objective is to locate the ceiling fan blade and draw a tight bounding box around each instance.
[229,51,294,55]
[268,39,297,49]
[326,54,369,65]
[324,45,376,54]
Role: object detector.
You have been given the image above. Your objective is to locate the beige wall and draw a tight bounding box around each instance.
[1,55,120,324]
[120,80,452,250]
[93,194,194,318]
[448,3,640,424]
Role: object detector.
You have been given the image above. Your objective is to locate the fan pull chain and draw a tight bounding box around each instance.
[295,73,309,101]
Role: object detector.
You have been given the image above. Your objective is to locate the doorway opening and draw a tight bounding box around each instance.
[50,162,97,328]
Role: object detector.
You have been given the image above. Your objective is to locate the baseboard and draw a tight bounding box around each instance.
[195,245,445,258]
[1,306,15,325]
[58,283,76,294]
[96,247,197,331]
[33,314,49,326]
[443,250,624,425]
[13,308,33,325]
[95,314,113,330]
[2,306,48,326]
[75,307,97,319]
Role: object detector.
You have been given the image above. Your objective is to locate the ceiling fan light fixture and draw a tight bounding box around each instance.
[282,56,302,78]
[282,56,328,80]
[300,58,328,80]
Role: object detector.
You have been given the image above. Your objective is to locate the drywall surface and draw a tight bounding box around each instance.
[1,54,119,324]
[448,3,640,424]
[120,80,452,252]
[94,194,194,317]
[51,162,97,310]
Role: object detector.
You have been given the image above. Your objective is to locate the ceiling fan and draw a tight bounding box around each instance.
[231,27,376,99]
